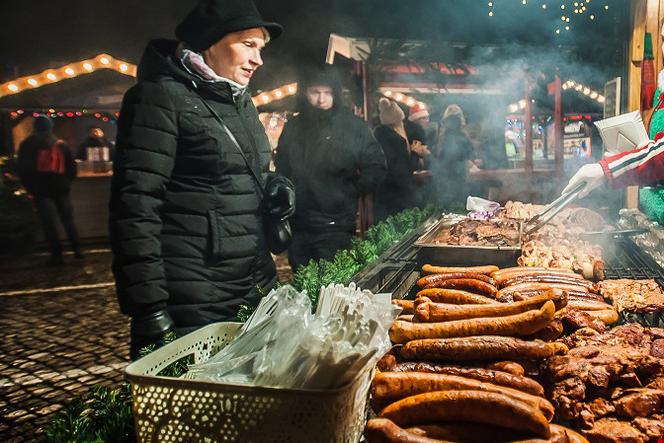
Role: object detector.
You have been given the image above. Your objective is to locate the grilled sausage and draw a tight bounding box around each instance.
[400,336,568,361]
[370,372,554,420]
[492,268,579,286]
[407,423,547,443]
[389,362,543,396]
[365,418,441,443]
[416,288,498,305]
[501,274,599,293]
[392,299,414,314]
[415,292,567,322]
[425,278,498,296]
[408,423,587,443]
[417,272,493,288]
[379,390,551,439]
[390,302,556,344]
[497,283,589,299]
[487,361,525,376]
[422,264,500,275]
[566,299,613,311]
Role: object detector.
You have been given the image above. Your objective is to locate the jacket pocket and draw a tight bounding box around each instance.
[207,209,222,263]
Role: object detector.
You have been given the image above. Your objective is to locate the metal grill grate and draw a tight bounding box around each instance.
[602,237,664,288]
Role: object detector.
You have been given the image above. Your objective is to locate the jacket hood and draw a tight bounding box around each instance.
[296,64,343,112]
[136,39,241,103]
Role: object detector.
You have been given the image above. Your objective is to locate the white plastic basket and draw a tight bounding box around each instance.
[125,322,371,443]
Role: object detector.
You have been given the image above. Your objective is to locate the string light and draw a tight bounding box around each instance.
[508,78,604,112]
[380,89,427,110]
[486,0,611,34]
[252,82,298,107]
[0,53,137,98]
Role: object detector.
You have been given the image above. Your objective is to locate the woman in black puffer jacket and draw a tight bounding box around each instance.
[110,0,291,358]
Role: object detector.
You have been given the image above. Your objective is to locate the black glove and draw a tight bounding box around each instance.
[130,309,174,360]
[264,175,295,220]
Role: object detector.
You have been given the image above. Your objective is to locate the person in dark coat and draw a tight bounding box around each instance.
[110,0,291,359]
[275,65,387,271]
[76,126,112,160]
[433,104,473,207]
[17,116,82,265]
[373,98,418,222]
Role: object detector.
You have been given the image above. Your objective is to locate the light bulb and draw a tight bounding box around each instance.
[100,57,110,65]
[65,67,75,76]
[46,73,57,81]
[7,84,19,92]
[83,63,93,72]
[27,78,38,86]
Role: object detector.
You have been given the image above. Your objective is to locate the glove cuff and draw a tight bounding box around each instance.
[131,310,174,339]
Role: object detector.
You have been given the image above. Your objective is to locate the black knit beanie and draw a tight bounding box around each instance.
[176,0,283,52]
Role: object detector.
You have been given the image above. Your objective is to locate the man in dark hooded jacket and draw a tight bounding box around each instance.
[110,0,292,358]
[17,116,82,265]
[275,66,387,271]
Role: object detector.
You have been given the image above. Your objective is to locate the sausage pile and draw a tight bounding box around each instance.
[365,265,589,443]
[492,267,619,334]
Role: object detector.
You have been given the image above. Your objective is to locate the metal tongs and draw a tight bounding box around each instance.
[524,182,586,235]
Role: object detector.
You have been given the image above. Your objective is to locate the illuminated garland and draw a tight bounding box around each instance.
[0,54,136,99]
[487,0,611,34]
[507,78,605,112]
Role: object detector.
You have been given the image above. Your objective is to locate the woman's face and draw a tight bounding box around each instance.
[203,28,267,86]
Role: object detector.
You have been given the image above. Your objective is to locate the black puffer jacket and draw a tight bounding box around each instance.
[110,39,276,333]
[275,108,386,231]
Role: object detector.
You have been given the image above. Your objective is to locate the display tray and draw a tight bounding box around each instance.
[414,217,522,268]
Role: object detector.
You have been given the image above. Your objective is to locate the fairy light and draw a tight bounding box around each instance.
[252,82,298,107]
[46,72,57,81]
[27,78,38,86]
[65,67,75,76]
[508,79,604,112]
[487,0,611,34]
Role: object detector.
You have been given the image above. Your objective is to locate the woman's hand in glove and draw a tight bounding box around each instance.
[562,163,606,199]
[130,310,174,360]
[265,175,295,220]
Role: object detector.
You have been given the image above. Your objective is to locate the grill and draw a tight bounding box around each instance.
[602,237,664,287]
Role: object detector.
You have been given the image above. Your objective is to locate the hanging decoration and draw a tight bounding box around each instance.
[487,0,612,34]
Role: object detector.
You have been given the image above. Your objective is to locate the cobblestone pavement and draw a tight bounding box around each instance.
[0,249,292,442]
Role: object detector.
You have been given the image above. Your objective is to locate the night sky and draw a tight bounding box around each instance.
[0,0,630,93]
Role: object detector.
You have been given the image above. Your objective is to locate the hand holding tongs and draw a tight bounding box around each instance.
[524,182,586,235]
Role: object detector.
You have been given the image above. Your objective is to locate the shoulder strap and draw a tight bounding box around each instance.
[199,98,266,197]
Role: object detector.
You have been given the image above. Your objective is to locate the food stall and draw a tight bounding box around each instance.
[0,55,136,242]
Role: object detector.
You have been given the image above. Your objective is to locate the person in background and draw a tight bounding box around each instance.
[405,102,431,147]
[563,137,664,197]
[110,0,290,359]
[275,65,387,271]
[76,126,111,160]
[432,104,474,207]
[374,98,421,221]
[17,116,83,265]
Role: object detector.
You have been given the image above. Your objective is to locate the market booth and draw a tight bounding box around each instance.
[118,1,664,440]
[0,54,136,241]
